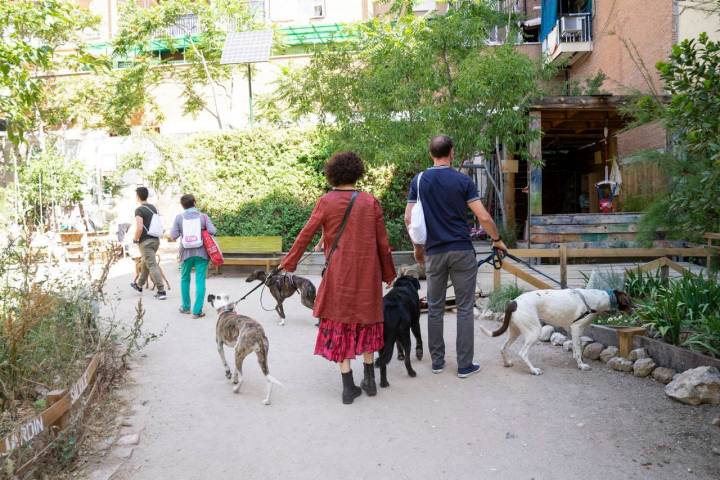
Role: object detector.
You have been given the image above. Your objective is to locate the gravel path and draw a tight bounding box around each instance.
[83,257,719,480]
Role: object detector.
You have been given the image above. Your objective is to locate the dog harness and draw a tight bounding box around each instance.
[571,290,597,323]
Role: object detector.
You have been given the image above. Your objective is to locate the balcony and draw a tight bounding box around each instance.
[543,12,593,64]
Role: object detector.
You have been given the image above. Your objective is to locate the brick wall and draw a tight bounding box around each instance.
[570,0,674,95]
[617,121,667,158]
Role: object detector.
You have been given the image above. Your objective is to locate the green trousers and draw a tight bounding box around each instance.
[181,256,209,315]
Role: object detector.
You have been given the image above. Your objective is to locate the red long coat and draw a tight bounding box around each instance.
[281,190,396,325]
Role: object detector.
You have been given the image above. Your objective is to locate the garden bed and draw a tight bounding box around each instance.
[588,325,720,372]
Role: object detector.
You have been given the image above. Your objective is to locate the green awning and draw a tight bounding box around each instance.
[281,23,353,46]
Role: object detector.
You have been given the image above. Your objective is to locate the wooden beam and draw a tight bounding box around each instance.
[559,244,568,288]
[502,262,553,290]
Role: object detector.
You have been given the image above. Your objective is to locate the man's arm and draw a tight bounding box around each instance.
[133,215,144,242]
[405,203,425,264]
[468,200,508,251]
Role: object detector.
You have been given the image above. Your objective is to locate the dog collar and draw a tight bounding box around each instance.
[605,290,618,310]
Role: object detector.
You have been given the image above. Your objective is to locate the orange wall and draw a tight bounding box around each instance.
[570,0,674,94]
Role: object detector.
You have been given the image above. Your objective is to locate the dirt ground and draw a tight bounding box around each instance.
[80,256,720,480]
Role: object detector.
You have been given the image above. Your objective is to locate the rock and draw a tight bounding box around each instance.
[583,342,605,360]
[608,357,634,372]
[712,417,720,427]
[562,340,573,352]
[116,433,140,446]
[112,446,134,460]
[584,342,605,361]
[550,332,568,346]
[88,461,122,480]
[600,346,619,363]
[713,447,720,456]
[665,366,720,406]
[652,367,677,385]
[629,348,649,361]
[633,358,656,377]
[539,325,555,342]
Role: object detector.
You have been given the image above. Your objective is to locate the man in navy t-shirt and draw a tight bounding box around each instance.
[405,135,507,378]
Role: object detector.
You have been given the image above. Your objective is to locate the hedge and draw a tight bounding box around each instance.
[169,127,415,250]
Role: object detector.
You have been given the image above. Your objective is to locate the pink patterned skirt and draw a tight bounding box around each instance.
[314,319,384,362]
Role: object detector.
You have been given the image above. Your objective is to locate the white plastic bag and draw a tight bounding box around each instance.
[408,171,427,245]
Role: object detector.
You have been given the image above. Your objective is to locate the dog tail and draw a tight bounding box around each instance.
[266,375,283,387]
[478,301,517,337]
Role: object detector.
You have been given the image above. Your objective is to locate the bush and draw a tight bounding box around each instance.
[487,283,525,313]
[626,271,720,358]
[141,126,417,250]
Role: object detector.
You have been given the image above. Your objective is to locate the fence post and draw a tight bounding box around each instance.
[559,245,568,289]
[46,389,68,434]
[493,266,501,292]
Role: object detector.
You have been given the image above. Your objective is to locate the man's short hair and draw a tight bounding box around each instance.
[180,194,196,209]
[136,186,149,201]
[429,135,454,159]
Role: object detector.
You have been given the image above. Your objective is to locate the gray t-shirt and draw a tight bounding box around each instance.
[170,209,217,261]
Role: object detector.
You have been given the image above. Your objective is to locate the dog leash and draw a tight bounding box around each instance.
[475,247,564,288]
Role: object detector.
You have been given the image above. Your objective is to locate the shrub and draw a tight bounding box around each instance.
[630,272,720,357]
[136,126,417,250]
[487,283,525,313]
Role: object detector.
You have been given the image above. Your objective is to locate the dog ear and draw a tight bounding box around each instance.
[411,277,420,290]
[207,294,215,306]
[613,290,632,311]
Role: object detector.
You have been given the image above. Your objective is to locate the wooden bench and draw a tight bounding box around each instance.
[215,236,283,274]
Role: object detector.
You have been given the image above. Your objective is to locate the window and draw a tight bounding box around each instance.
[312,1,325,18]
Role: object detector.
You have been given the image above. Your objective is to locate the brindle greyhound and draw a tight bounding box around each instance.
[208,293,282,405]
[246,270,317,326]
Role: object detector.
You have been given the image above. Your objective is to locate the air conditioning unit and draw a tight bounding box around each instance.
[560,16,583,35]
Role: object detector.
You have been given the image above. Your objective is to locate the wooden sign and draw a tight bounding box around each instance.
[0,354,99,454]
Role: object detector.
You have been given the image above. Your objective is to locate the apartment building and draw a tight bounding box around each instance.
[508,0,719,248]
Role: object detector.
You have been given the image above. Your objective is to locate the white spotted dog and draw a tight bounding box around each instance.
[479,289,632,375]
[208,293,283,405]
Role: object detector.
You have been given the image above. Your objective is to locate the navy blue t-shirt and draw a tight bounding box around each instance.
[407,166,480,255]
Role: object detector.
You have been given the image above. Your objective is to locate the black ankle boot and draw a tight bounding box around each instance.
[361,362,377,396]
[341,370,362,404]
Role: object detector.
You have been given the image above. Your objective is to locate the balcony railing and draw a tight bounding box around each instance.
[543,12,593,63]
[156,2,267,38]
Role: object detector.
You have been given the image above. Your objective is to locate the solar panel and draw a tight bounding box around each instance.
[220,29,273,65]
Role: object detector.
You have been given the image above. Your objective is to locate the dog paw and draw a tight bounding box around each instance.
[408,370,417,378]
[578,363,591,371]
[503,361,514,368]
[530,368,543,376]
[233,385,241,393]
[380,380,389,388]
[262,399,271,406]
[397,353,405,361]
[416,350,423,361]
[225,370,231,379]
[278,321,285,326]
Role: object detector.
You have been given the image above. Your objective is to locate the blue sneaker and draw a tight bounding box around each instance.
[457,363,481,378]
[431,361,445,374]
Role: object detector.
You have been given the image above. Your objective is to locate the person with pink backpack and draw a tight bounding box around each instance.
[170,194,217,319]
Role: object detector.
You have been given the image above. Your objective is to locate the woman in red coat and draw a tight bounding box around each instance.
[281,152,396,404]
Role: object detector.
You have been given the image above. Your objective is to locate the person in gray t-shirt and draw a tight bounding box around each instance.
[170,194,217,318]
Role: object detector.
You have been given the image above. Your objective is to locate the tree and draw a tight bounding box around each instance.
[0,0,103,223]
[0,0,102,147]
[109,0,260,130]
[632,33,720,242]
[264,0,553,229]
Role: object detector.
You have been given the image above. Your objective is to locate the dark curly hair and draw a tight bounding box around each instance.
[324,151,365,186]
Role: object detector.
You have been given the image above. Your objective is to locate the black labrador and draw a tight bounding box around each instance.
[376,275,423,388]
